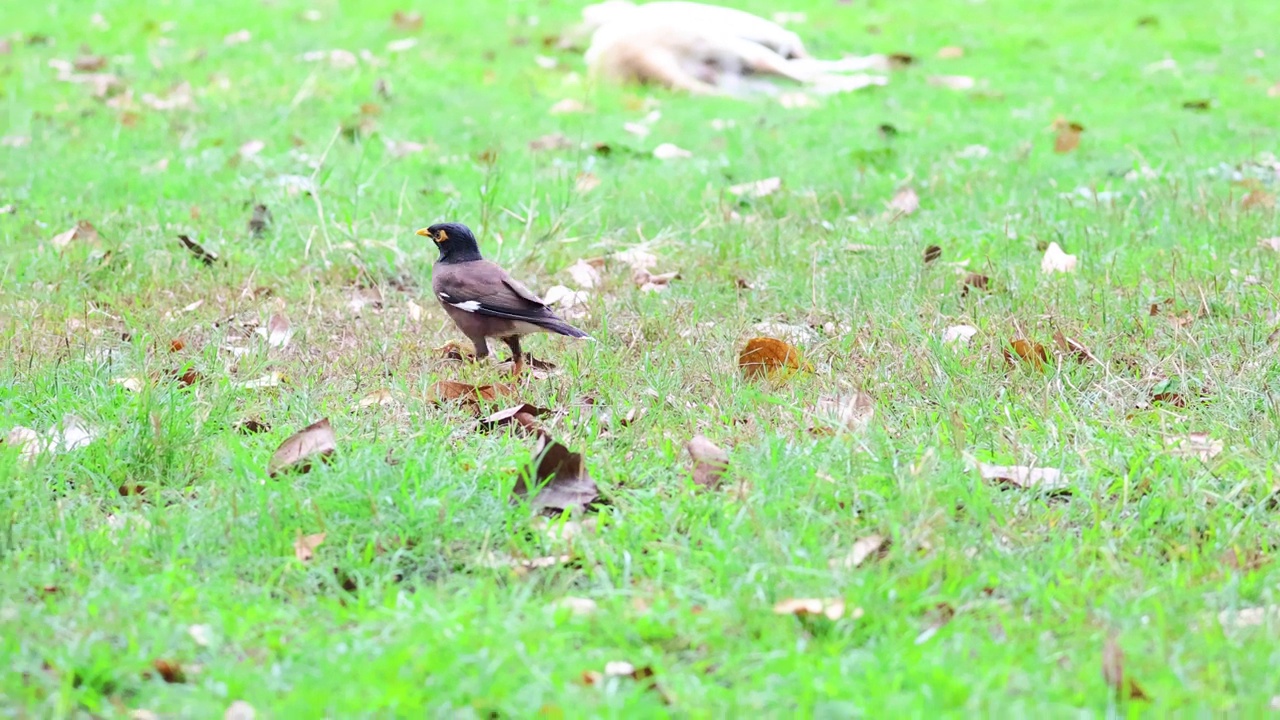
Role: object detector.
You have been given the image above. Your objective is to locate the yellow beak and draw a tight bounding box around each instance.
[414,228,432,237]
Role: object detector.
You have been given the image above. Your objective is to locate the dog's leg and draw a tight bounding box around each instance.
[718,37,818,84]
[790,55,890,75]
[633,47,726,95]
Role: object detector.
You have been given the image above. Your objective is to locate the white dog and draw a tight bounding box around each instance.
[576,1,887,96]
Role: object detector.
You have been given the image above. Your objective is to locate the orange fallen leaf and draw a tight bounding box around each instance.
[426,380,515,412]
[1053,119,1084,154]
[1004,338,1048,371]
[738,337,811,380]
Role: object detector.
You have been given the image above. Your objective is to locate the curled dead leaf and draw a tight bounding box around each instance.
[264,312,292,348]
[633,268,680,293]
[177,235,219,266]
[773,597,849,620]
[1052,330,1098,363]
[150,659,186,684]
[1053,119,1084,154]
[480,403,551,436]
[426,380,514,413]
[928,75,976,90]
[1164,433,1222,461]
[888,186,920,216]
[739,337,811,380]
[566,258,602,289]
[1040,242,1077,273]
[960,273,990,296]
[268,418,336,477]
[728,177,782,198]
[812,392,874,435]
[833,534,890,569]
[49,220,101,250]
[978,463,1067,492]
[1102,635,1151,702]
[687,435,729,489]
[1004,338,1048,371]
[513,434,599,516]
[652,143,691,160]
[923,244,942,263]
[943,325,978,344]
[293,531,325,562]
[356,388,395,408]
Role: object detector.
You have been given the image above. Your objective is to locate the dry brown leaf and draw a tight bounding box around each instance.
[978,463,1067,492]
[391,10,423,31]
[237,140,265,160]
[584,661,672,704]
[773,597,848,620]
[813,392,874,434]
[247,204,270,237]
[480,403,551,435]
[268,418,336,477]
[1053,119,1084,154]
[728,177,782,198]
[235,418,270,435]
[1243,189,1276,211]
[833,534,890,569]
[923,244,942,263]
[513,434,599,515]
[265,312,292,348]
[224,701,256,720]
[960,273,990,296]
[557,597,598,616]
[943,325,978,344]
[426,380,514,411]
[356,388,395,408]
[49,220,101,250]
[633,268,680,293]
[739,337,811,380]
[293,531,325,562]
[1165,433,1222,461]
[1040,242,1077,273]
[928,75,975,90]
[652,143,692,160]
[687,435,729,489]
[550,98,585,114]
[574,173,601,194]
[1102,635,1151,702]
[566,259,602,289]
[611,247,659,271]
[1053,330,1098,363]
[177,235,218,266]
[239,372,282,390]
[1004,338,1048,371]
[1258,237,1280,252]
[529,133,573,152]
[223,29,251,46]
[1218,606,1280,630]
[150,659,186,684]
[937,46,964,58]
[888,186,920,216]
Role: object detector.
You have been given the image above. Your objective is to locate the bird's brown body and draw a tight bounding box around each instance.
[420,224,590,377]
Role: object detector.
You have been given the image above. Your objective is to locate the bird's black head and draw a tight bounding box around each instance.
[416,222,484,264]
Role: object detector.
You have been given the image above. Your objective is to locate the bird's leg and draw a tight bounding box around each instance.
[467,335,491,363]
[501,335,524,379]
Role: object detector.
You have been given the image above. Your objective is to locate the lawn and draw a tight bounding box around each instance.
[2,0,1279,715]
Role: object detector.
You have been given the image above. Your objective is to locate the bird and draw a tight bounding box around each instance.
[418,222,591,377]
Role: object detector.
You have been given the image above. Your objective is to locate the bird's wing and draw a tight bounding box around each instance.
[434,261,557,323]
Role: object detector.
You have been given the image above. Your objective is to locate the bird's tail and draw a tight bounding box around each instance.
[541,319,592,339]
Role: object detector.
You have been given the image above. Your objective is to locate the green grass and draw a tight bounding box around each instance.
[2,0,1280,715]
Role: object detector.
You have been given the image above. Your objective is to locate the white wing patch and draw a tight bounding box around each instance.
[450,300,482,312]
[437,292,451,300]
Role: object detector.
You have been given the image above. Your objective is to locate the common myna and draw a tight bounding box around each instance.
[419,222,590,377]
